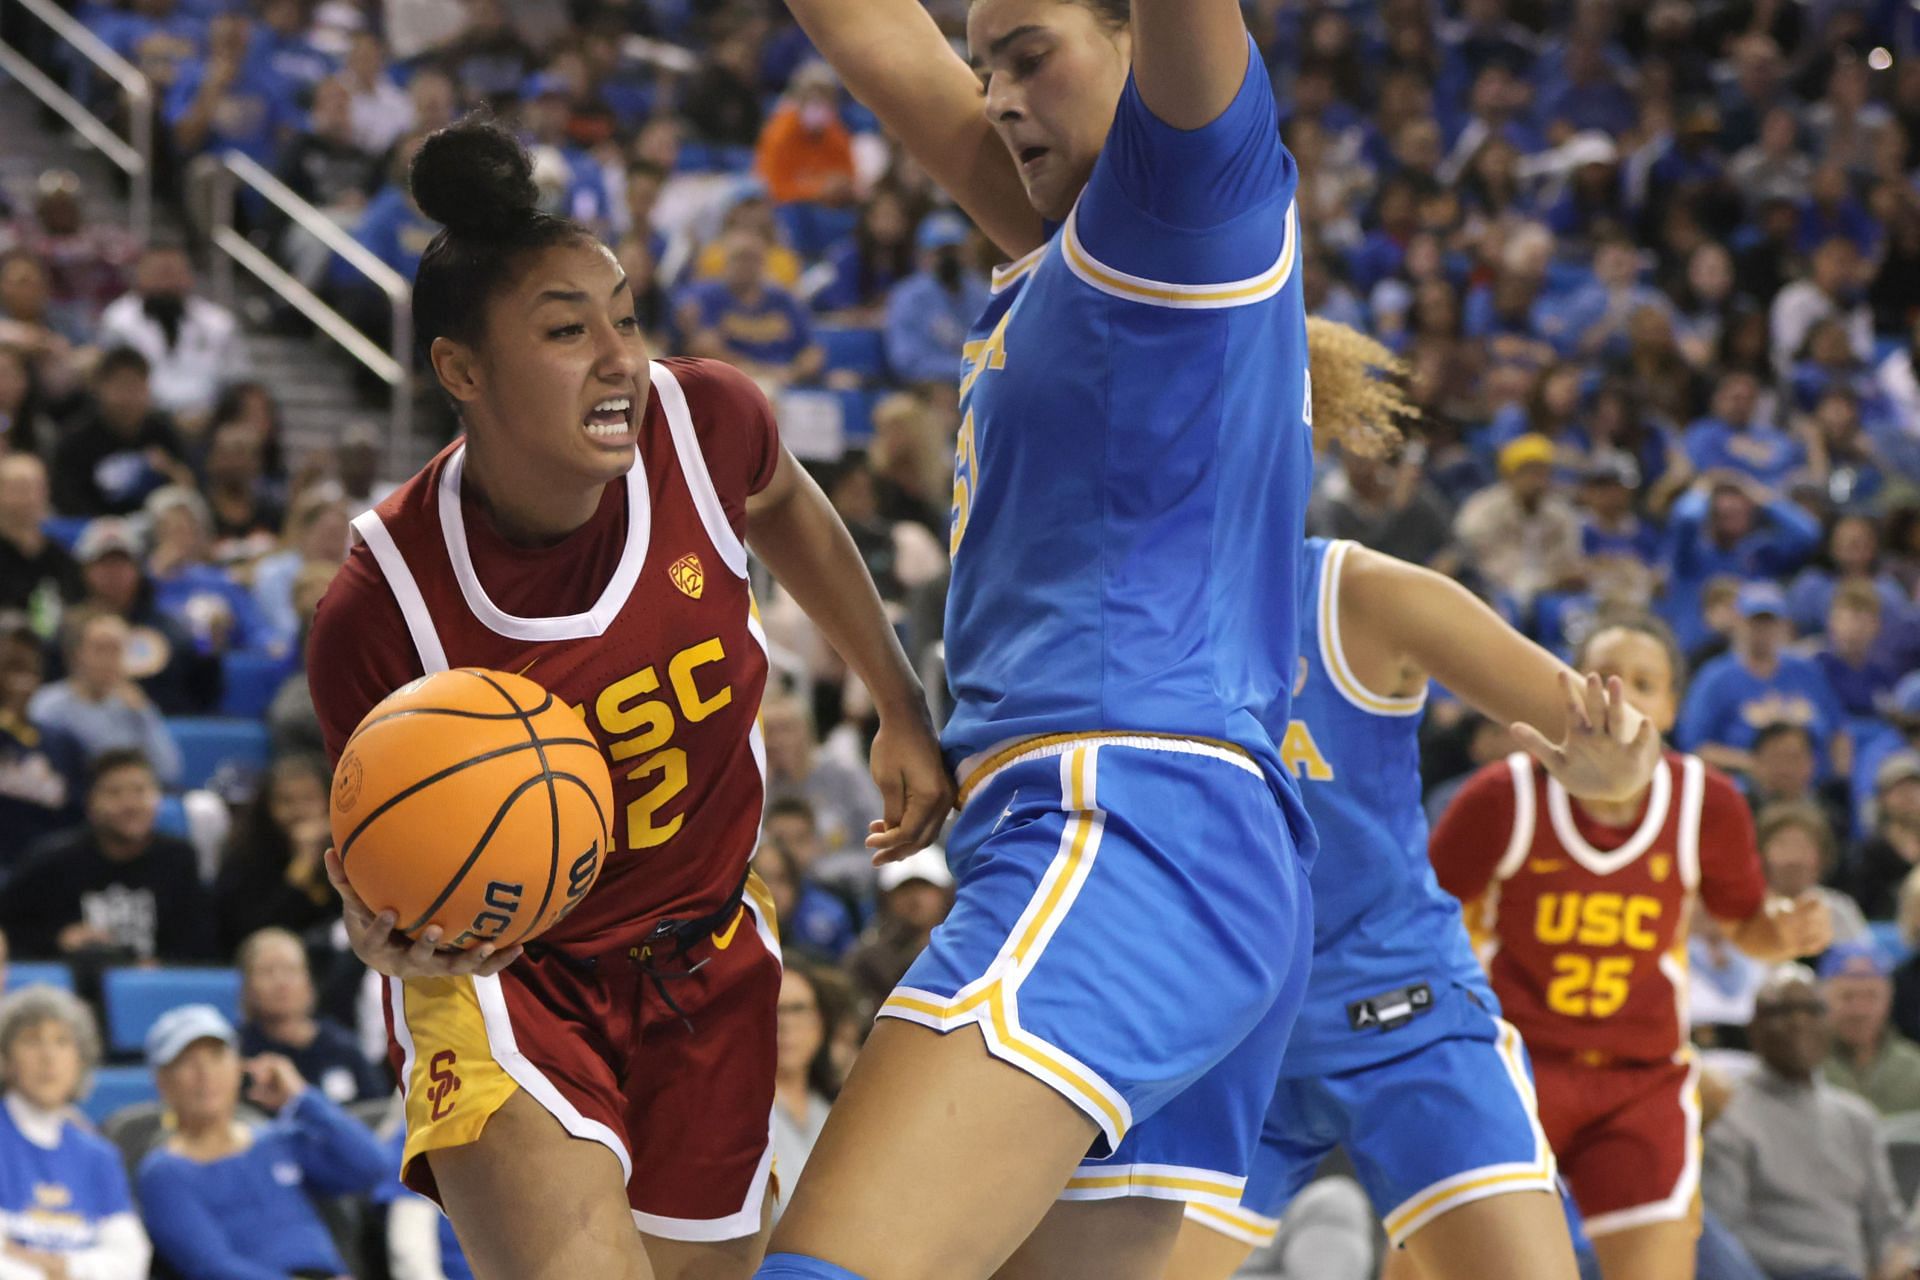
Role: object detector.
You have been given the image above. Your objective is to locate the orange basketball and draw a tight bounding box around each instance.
[329,669,614,950]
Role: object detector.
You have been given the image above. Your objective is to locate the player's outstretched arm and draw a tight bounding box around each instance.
[746,446,952,862]
[1339,545,1658,805]
[1131,0,1255,129]
[778,0,1042,257]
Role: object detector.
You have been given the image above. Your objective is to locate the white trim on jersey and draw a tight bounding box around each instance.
[649,361,748,580]
[1581,1054,1703,1237]
[1059,201,1299,311]
[351,511,449,673]
[1493,754,1538,883]
[1676,754,1706,891]
[630,1135,775,1242]
[1545,758,1674,877]
[1320,540,1428,718]
[991,242,1048,295]
[437,442,652,642]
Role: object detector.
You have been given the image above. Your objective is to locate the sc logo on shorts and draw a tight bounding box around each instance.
[428,1050,463,1119]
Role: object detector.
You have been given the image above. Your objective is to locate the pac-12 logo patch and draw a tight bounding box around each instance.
[670,554,705,600]
[428,1050,462,1119]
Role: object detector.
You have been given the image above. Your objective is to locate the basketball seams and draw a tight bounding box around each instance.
[469,670,566,947]
[499,771,611,949]
[335,734,599,868]
[352,698,558,730]
[397,773,554,935]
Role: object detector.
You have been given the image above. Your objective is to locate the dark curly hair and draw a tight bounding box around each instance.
[408,116,594,360]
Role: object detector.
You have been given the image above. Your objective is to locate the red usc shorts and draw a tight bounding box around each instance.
[1532,1051,1701,1238]
[384,875,782,1242]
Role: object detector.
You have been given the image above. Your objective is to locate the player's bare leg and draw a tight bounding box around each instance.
[643,1190,773,1280]
[767,1020,1106,1279]
[432,1090,653,1280]
[1589,1216,1699,1280]
[1161,1215,1258,1280]
[995,1196,1185,1280]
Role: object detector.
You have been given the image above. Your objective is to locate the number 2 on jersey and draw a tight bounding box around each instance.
[578,638,733,851]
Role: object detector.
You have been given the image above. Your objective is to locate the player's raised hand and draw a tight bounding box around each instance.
[324,848,523,979]
[1772,890,1834,957]
[1511,670,1660,806]
[865,704,954,864]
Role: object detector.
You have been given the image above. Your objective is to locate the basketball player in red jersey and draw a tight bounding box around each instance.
[1429,615,1831,1280]
[307,121,950,1280]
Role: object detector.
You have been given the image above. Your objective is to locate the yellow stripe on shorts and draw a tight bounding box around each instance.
[399,976,520,1177]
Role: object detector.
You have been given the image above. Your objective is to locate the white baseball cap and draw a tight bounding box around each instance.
[145,1004,237,1068]
[877,846,954,893]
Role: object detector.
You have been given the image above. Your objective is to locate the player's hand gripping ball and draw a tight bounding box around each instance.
[329,669,614,951]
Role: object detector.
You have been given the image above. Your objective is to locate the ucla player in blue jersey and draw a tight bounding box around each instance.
[1160,324,1663,1280]
[752,2,1366,1278]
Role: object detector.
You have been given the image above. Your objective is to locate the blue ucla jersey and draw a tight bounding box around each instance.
[0,1101,135,1255]
[1278,539,1496,1077]
[943,41,1314,832]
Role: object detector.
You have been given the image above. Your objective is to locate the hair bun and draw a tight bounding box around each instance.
[409,118,540,238]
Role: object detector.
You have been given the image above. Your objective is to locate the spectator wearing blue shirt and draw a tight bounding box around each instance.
[1685,370,1805,486]
[0,987,150,1280]
[1660,472,1821,651]
[677,229,824,386]
[1798,164,1882,259]
[255,0,335,104]
[136,1005,389,1280]
[1814,582,1900,734]
[1532,233,1669,360]
[166,13,298,171]
[808,187,916,320]
[1577,451,1659,601]
[1540,36,1637,137]
[28,611,183,788]
[1679,582,1851,780]
[756,836,857,963]
[343,154,439,282]
[882,212,990,389]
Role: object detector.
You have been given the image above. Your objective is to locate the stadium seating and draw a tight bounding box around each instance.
[219,650,296,719]
[102,967,242,1056]
[81,1066,160,1126]
[165,717,272,790]
[1870,921,1912,966]
[7,961,75,993]
[154,793,190,838]
[41,516,90,551]
[817,326,888,382]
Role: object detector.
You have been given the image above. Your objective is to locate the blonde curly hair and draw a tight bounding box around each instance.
[1305,317,1417,458]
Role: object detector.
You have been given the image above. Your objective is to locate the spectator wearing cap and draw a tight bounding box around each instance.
[135,1004,388,1280]
[236,928,384,1106]
[0,986,151,1279]
[1452,433,1585,613]
[1704,964,1916,1280]
[883,212,991,389]
[1684,371,1804,488]
[1576,451,1657,603]
[756,62,856,208]
[27,609,183,787]
[1679,582,1849,780]
[96,246,241,427]
[1843,753,1920,924]
[1769,238,1874,380]
[49,348,190,518]
[845,846,955,1015]
[1820,940,1920,1116]
[72,520,219,717]
[1659,470,1820,653]
[0,619,85,870]
[0,455,82,636]
[1755,802,1869,950]
[0,748,211,963]
[675,228,824,388]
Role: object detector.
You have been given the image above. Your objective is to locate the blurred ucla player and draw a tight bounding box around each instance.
[1166,325,1661,1280]
[750,1,1402,1277]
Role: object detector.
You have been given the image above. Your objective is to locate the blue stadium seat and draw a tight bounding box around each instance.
[219,651,294,719]
[102,968,242,1056]
[79,1066,159,1126]
[8,962,74,993]
[817,326,887,381]
[776,203,859,258]
[836,389,879,444]
[41,516,91,552]
[154,794,189,838]
[165,718,271,790]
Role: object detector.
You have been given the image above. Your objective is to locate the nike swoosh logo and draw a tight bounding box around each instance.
[711,906,746,951]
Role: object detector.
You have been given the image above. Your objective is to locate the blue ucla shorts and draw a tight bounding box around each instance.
[1185,1016,1556,1249]
[878,734,1313,1213]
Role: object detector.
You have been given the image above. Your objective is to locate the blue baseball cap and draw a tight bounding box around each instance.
[145,1004,237,1068]
[916,211,969,253]
[1818,939,1892,981]
[1737,581,1788,619]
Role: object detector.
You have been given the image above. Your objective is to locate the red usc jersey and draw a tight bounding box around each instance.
[310,357,778,952]
[1431,750,1766,1065]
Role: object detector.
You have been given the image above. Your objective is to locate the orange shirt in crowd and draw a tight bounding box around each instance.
[755,102,855,205]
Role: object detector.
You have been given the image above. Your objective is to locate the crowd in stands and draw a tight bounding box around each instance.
[0,0,1918,1274]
